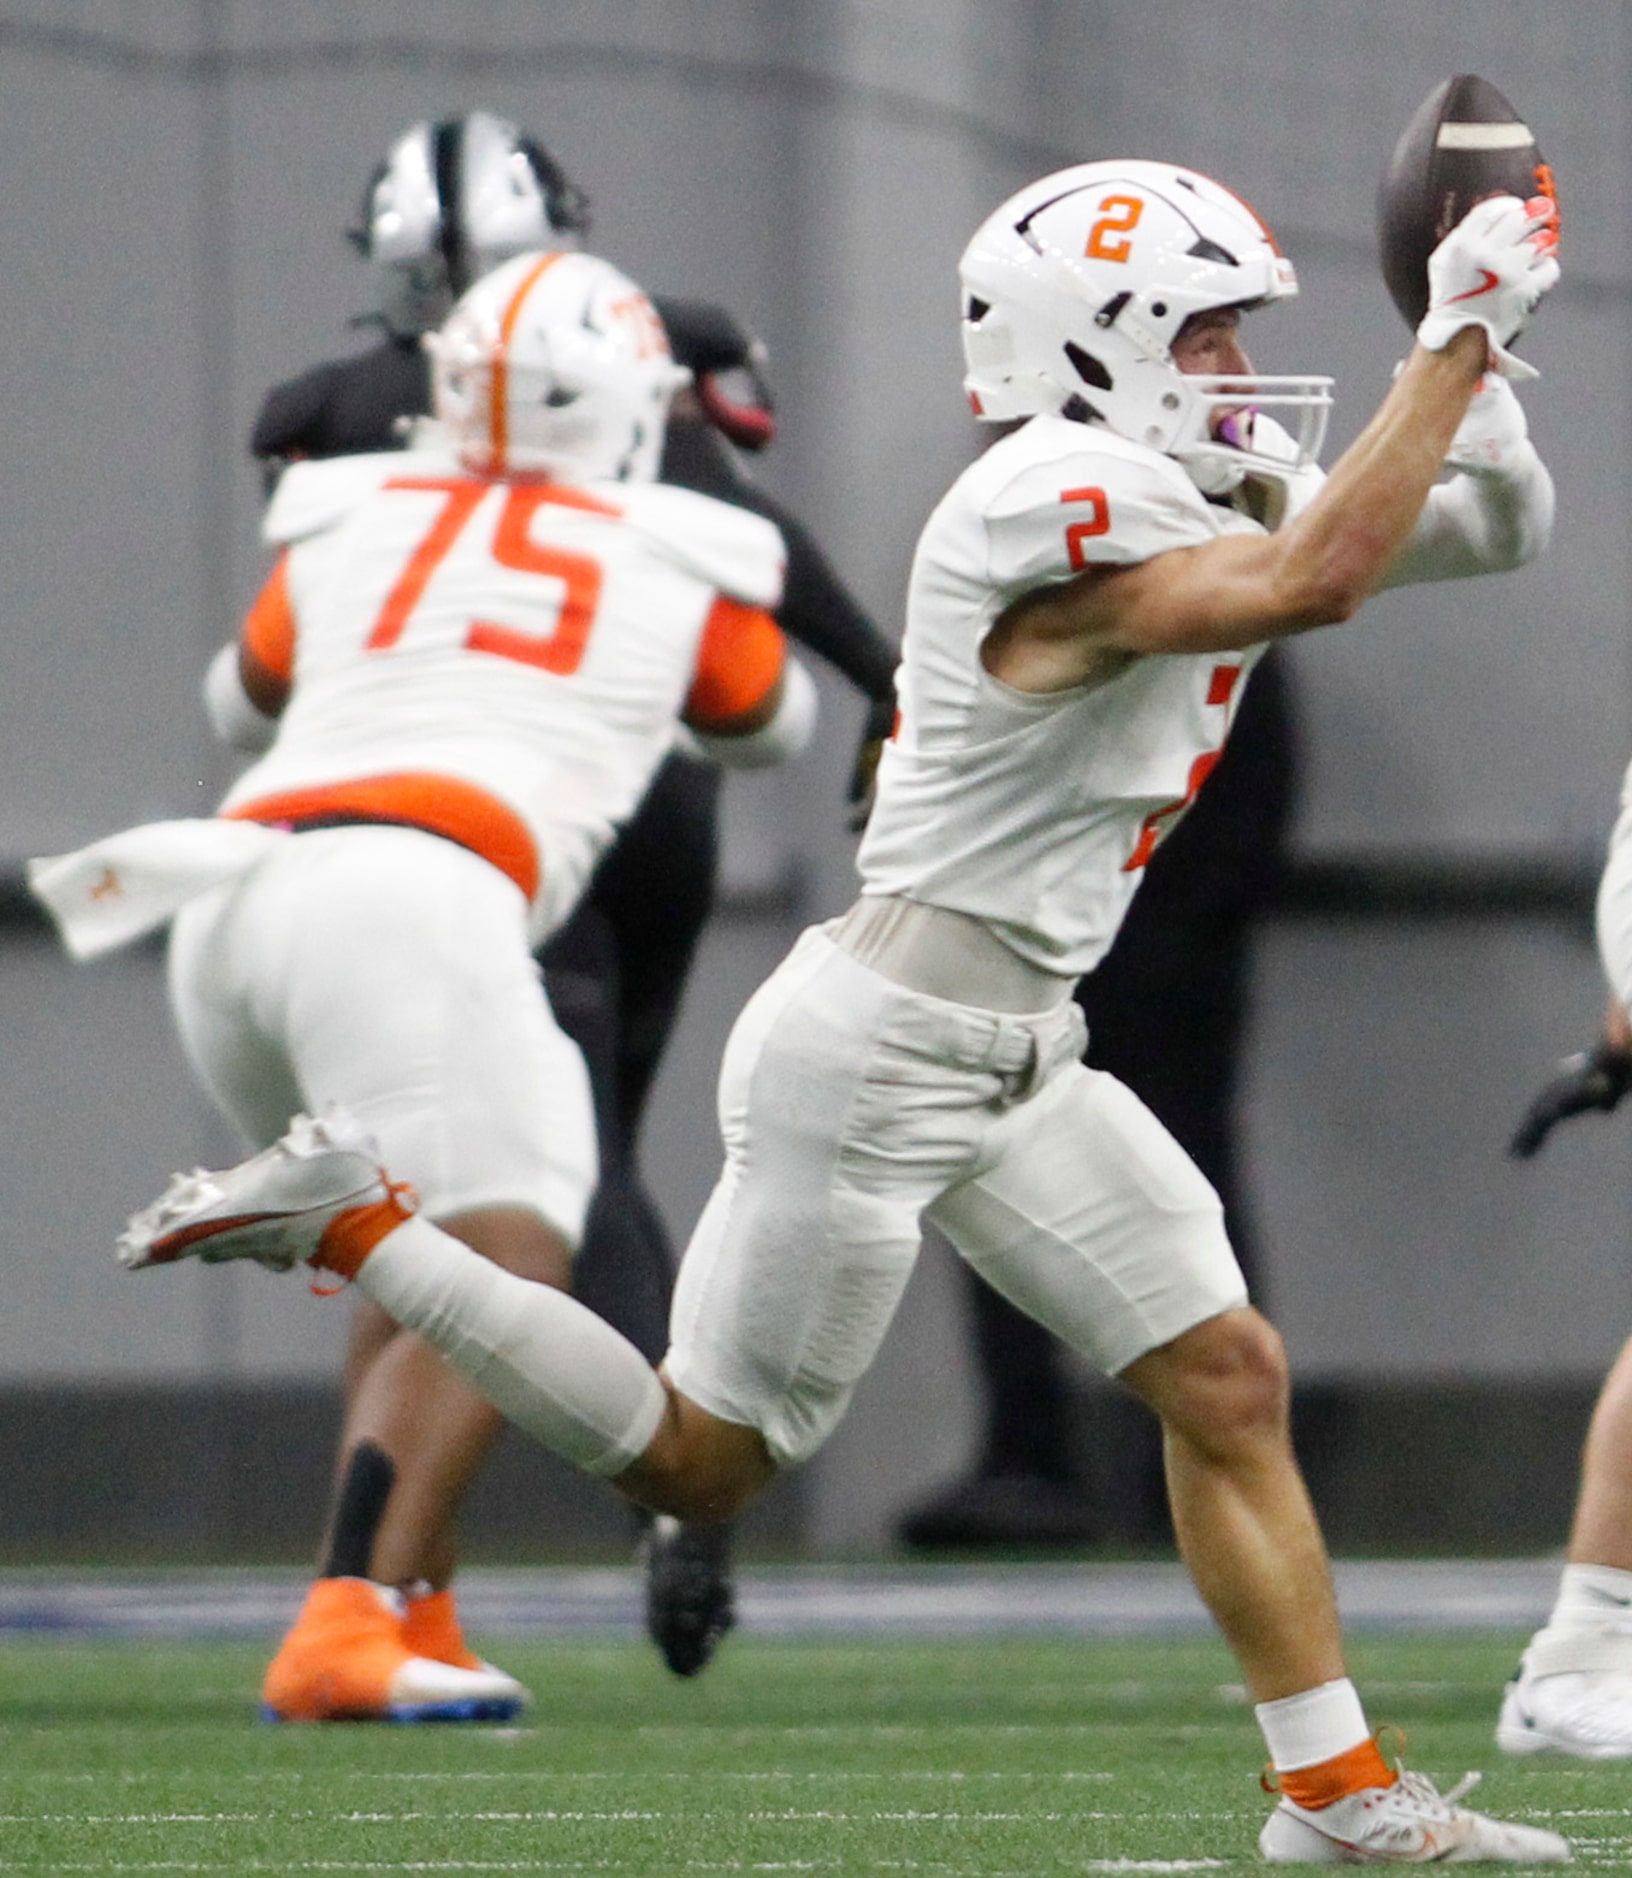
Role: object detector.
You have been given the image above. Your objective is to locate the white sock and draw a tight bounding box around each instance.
[1255,1678,1371,1773]
[1546,1563,1632,1636]
[353,1216,667,1476]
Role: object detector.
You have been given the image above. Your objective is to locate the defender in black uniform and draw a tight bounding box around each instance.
[251,113,897,1688]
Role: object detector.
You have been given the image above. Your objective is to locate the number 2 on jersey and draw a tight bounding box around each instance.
[1060,485,1110,569]
[366,476,604,675]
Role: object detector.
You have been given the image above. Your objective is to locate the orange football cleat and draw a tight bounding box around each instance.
[402,1584,529,1698]
[261,1577,527,1723]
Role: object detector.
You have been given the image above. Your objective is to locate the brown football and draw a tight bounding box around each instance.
[1377,74,1554,327]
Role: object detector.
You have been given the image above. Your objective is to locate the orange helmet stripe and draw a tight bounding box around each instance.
[490,251,569,475]
[1212,178,1283,256]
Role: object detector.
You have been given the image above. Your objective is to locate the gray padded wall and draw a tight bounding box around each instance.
[2,2,1631,1547]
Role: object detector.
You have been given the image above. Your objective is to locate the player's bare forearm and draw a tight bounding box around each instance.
[1104,328,1487,656]
[988,330,1489,679]
[1290,329,1489,594]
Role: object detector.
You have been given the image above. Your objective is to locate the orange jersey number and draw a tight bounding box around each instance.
[367,476,612,676]
[468,486,602,674]
[1061,485,1111,569]
[1121,664,1241,872]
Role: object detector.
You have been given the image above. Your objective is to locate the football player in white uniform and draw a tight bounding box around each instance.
[258,111,899,1683]
[115,161,1567,1859]
[1498,778,1632,1759]
[33,248,815,1723]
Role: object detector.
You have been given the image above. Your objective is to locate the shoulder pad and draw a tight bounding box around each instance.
[974,418,1227,595]
[612,481,785,608]
[988,417,1208,520]
[261,448,451,546]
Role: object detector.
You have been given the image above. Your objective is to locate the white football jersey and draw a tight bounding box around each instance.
[220,448,785,938]
[1597,757,1632,1009]
[858,415,1311,976]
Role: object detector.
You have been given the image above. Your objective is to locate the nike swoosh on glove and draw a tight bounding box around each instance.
[1417,193,1561,382]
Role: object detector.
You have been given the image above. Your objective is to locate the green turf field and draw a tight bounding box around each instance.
[0,1629,1619,1873]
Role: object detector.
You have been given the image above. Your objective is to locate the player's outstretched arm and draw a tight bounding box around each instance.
[1144,185,1556,651]
[988,194,1558,679]
[990,328,1488,682]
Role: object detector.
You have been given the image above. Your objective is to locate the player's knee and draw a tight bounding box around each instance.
[620,1397,775,1524]
[657,1464,762,1526]
[1126,1306,1290,1459]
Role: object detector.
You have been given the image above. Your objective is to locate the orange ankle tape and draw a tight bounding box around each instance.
[1279,1736,1398,1810]
[313,1185,416,1281]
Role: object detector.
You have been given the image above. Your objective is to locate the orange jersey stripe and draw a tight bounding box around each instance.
[242,552,298,682]
[685,596,786,727]
[1215,177,1283,256]
[224,773,540,902]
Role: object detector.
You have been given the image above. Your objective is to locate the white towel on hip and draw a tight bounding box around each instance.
[27,819,287,960]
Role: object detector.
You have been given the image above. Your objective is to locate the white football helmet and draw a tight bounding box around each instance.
[428,249,689,482]
[352,111,592,336]
[959,160,1332,487]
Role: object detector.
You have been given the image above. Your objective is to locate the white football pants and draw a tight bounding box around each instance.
[666,924,1247,1465]
[167,824,597,1239]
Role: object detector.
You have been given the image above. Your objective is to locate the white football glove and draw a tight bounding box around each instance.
[1416,193,1560,382]
[1445,372,1532,477]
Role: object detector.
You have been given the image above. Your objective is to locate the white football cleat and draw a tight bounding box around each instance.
[1497,1626,1632,1760]
[1260,1766,1571,1864]
[1498,1666,1632,1760]
[118,1108,398,1272]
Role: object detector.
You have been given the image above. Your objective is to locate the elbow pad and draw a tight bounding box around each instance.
[1445,373,1554,557]
[691,658,818,770]
[1388,435,1553,587]
[203,642,279,753]
[1467,437,1555,567]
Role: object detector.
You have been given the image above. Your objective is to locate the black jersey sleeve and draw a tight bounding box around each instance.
[650,296,757,376]
[250,360,349,463]
[250,337,431,466]
[660,411,897,702]
[773,503,898,702]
